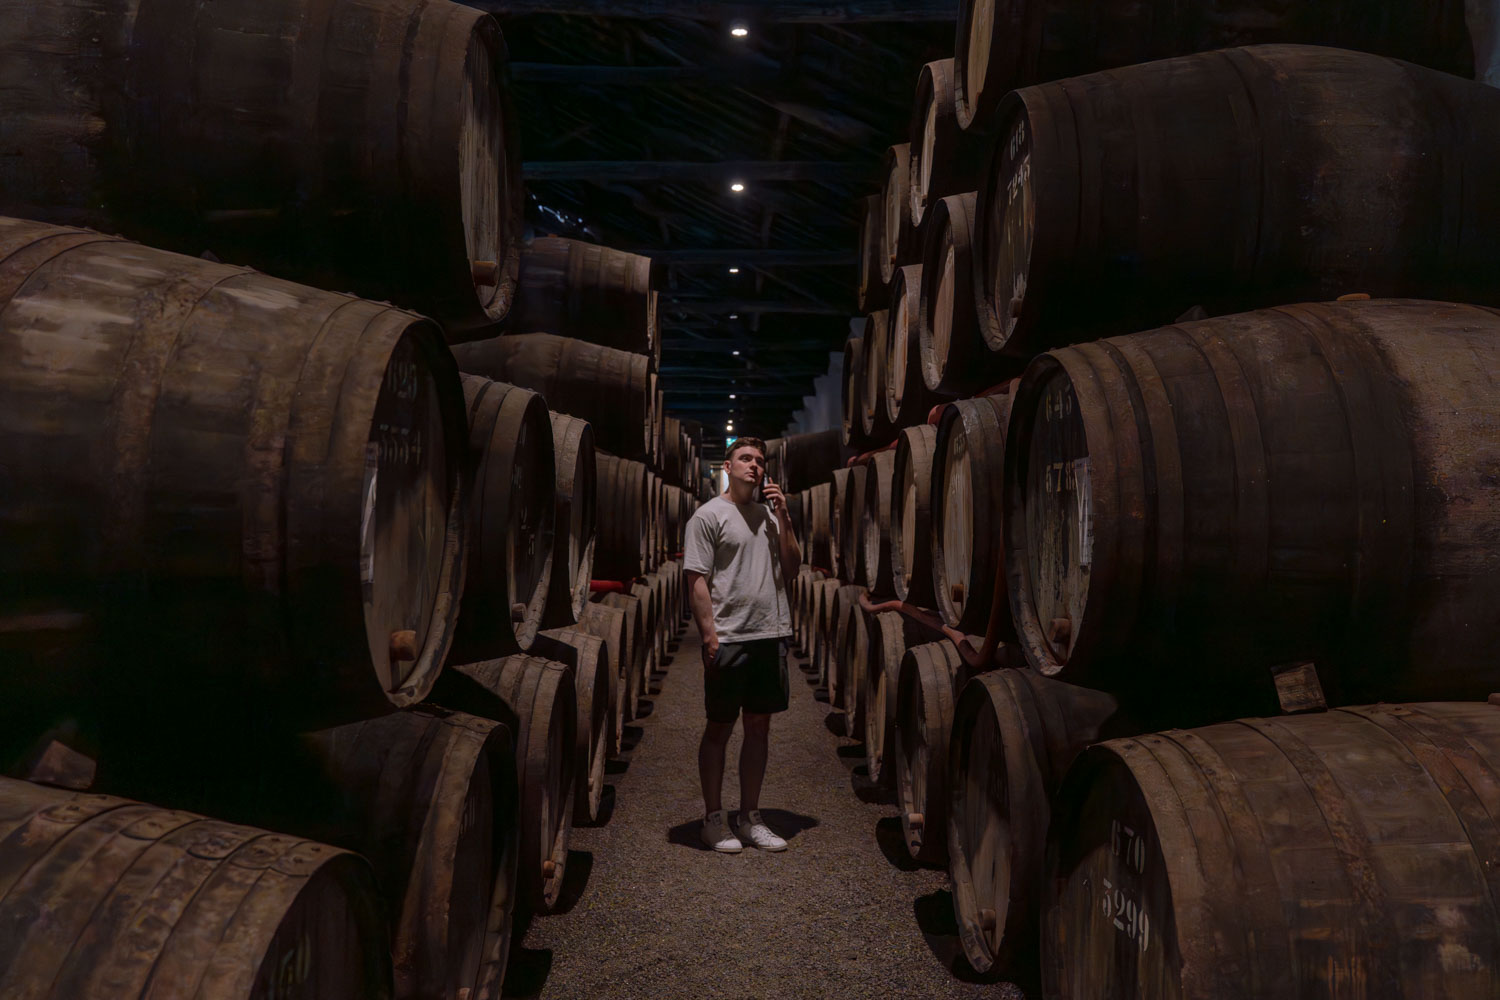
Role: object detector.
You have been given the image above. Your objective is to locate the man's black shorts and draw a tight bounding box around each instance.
[705,637,789,723]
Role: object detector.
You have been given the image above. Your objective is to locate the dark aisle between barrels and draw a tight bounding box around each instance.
[508,618,1022,1000]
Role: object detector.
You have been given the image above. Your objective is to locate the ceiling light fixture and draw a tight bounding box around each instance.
[728,266,740,274]
[729,394,736,399]
[732,349,741,355]
[730,25,749,38]
[730,181,746,193]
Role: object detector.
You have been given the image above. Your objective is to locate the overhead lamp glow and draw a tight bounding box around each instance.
[730,181,746,193]
[730,25,749,37]
[732,350,741,355]
[729,394,736,399]
[728,266,740,274]
[729,313,739,319]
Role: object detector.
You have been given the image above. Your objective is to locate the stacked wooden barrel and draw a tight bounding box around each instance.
[813,17,1500,997]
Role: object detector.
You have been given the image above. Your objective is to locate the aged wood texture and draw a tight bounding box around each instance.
[857,195,890,312]
[591,453,651,582]
[861,451,898,598]
[532,628,612,826]
[920,191,1018,396]
[0,776,392,999]
[932,388,1018,635]
[908,59,988,228]
[880,144,914,285]
[578,602,629,755]
[1046,702,1500,999]
[435,656,577,914]
[1005,299,1500,717]
[542,411,597,629]
[976,45,1500,360]
[0,0,522,340]
[452,334,652,460]
[453,376,555,662]
[831,468,853,578]
[947,671,1118,977]
[0,217,467,722]
[891,424,940,606]
[885,263,953,428]
[778,429,846,494]
[806,482,836,575]
[863,610,946,785]
[839,465,872,587]
[894,638,968,864]
[827,584,870,712]
[507,237,659,360]
[842,333,870,450]
[954,0,1472,133]
[596,591,647,724]
[304,708,520,1000]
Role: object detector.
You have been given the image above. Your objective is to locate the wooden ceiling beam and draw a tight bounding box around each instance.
[643,249,853,265]
[470,1,957,22]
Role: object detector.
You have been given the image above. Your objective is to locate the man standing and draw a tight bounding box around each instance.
[683,437,801,853]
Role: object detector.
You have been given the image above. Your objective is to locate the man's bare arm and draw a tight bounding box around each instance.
[685,570,718,666]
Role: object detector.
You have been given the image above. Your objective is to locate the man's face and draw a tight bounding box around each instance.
[728,446,765,485]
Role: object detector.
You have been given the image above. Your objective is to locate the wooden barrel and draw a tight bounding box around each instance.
[860,311,897,443]
[891,424,939,606]
[1004,300,1500,710]
[506,237,659,356]
[881,144,915,285]
[304,708,521,998]
[886,263,951,428]
[433,656,577,913]
[780,429,845,494]
[578,602,628,756]
[894,638,968,864]
[811,578,843,687]
[452,334,651,460]
[0,776,391,998]
[646,572,670,668]
[807,482,836,574]
[839,465,871,586]
[842,332,870,450]
[593,453,650,581]
[1046,701,1500,999]
[454,376,555,661]
[542,411,597,629]
[858,194,889,312]
[909,59,987,229]
[0,0,522,341]
[920,192,1014,396]
[839,603,877,738]
[955,0,1472,133]
[830,468,852,579]
[597,592,647,723]
[947,671,1119,976]
[828,584,869,712]
[630,580,660,705]
[861,451,898,597]
[792,566,814,648]
[0,217,467,723]
[863,611,943,786]
[976,45,1500,361]
[532,628,611,826]
[933,388,1017,635]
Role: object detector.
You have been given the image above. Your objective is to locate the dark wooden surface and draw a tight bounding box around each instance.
[891,423,939,606]
[542,412,598,629]
[894,637,966,864]
[886,262,953,428]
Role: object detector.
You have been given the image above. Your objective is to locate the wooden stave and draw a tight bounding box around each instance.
[880,143,915,286]
[454,375,556,661]
[863,611,945,786]
[810,579,843,688]
[1045,702,1500,999]
[891,424,940,606]
[303,708,522,999]
[629,580,659,710]
[578,602,629,756]
[885,263,953,428]
[932,391,1016,634]
[838,465,871,586]
[0,217,469,726]
[592,453,650,582]
[597,592,647,725]
[842,332,870,450]
[533,627,612,826]
[1003,299,1500,714]
[780,429,846,495]
[860,451,898,598]
[435,656,577,914]
[859,311,897,443]
[894,638,967,864]
[0,776,393,999]
[506,237,658,355]
[908,59,989,229]
[920,191,1018,397]
[541,411,597,629]
[830,468,852,579]
[828,584,869,714]
[975,45,1500,361]
[452,333,651,460]
[806,482,836,576]
[0,0,523,341]
[945,670,1118,976]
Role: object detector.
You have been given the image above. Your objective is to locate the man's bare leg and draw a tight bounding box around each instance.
[739,712,771,812]
[699,719,735,814]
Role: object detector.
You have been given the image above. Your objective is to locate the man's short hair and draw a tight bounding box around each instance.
[727,436,767,462]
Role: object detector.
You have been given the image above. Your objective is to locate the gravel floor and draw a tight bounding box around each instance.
[507,618,1026,999]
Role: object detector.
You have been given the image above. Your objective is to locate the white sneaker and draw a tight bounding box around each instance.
[701,809,743,853]
[735,809,788,851]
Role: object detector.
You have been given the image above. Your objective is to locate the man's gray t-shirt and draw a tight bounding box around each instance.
[682,495,792,642]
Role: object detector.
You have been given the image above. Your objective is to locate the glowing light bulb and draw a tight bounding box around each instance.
[730,25,749,38]
[730,181,746,193]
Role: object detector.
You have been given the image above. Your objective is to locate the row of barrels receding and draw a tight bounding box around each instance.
[819,7,1500,995]
[0,212,695,995]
